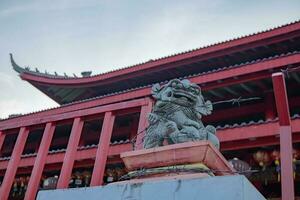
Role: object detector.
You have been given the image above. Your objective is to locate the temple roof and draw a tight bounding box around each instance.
[11,20,300,104]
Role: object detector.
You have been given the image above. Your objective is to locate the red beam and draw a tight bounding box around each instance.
[221,133,300,151]
[12,134,70,156]
[218,117,300,144]
[57,118,84,189]
[108,143,132,156]
[0,143,131,171]
[272,72,294,200]
[75,143,132,161]
[0,119,297,174]
[1,119,297,171]
[136,98,153,150]
[0,127,29,200]
[24,123,56,200]
[91,112,115,186]
[114,106,141,116]
[217,121,279,142]
[221,136,279,151]
[0,92,150,131]
[2,157,124,177]
[0,98,147,131]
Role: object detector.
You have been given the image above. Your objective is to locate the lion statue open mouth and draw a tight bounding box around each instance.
[143,79,219,149]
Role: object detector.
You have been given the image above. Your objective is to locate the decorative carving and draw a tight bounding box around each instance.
[143,79,219,149]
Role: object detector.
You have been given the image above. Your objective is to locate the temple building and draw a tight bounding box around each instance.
[1,20,300,199]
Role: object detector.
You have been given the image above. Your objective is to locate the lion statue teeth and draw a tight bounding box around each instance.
[143,79,220,149]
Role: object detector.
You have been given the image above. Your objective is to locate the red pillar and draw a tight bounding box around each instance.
[90,112,115,186]
[136,98,153,150]
[56,118,84,189]
[272,72,294,200]
[0,127,29,200]
[24,122,56,200]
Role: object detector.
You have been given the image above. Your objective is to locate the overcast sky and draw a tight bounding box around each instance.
[0,0,300,119]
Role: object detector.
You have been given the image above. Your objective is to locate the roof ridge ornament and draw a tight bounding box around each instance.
[81,71,92,77]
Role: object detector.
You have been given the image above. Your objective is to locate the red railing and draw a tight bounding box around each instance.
[0,97,153,200]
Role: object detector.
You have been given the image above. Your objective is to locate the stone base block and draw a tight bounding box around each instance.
[37,175,266,200]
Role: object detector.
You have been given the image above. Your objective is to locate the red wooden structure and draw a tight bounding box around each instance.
[1,20,300,199]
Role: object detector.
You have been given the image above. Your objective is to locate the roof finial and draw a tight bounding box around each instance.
[10,53,26,73]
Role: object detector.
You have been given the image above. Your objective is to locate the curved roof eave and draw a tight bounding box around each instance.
[11,20,300,86]
[2,51,299,125]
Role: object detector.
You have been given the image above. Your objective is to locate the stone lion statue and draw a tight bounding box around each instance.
[143,79,219,149]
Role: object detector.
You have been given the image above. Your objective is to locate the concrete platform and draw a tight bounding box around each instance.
[37,175,266,200]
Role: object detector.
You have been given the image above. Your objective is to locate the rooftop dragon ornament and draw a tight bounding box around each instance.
[143,79,220,149]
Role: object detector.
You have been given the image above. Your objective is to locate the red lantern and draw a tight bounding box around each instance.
[271,150,280,161]
[253,150,271,169]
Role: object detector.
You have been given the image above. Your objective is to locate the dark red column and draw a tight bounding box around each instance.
[0,127,29,200]
[90,112,115,186]
[24,122,56,200]
[272,72,294,200]
[57,118,84,189]
[136,98,153,150]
